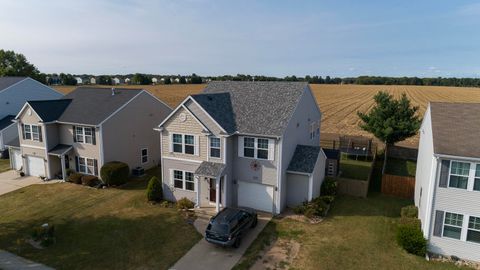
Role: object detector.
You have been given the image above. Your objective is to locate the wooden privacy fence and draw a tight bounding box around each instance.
[381,174,415,199]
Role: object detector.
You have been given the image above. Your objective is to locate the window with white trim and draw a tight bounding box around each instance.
[467,216,480,244]
[184,135,194,155]
[78,157,97,175]
[244,137,255,158]
[449,161,470,189]
[23,124,41,141]
[173,134,183,153]
[210,137,221,158]
[173,170,195,191]
[257,138,268,159]
[243,137,270,160]
[141,148,148,164]
[475,165,480,191]
[75,126,93,144]
[443,212,463,240]
[172,133,196,155]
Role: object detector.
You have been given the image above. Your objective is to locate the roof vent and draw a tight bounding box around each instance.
[111,88,115,96]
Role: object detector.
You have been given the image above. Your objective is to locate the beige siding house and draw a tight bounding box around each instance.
[157,81,327,214]
[11,87,171,180]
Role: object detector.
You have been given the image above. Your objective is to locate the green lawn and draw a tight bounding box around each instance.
[0,158,10,173]
[386,158,417,177]
[339,155,373,180]
[0,168,201,270]
[236,194,467,270]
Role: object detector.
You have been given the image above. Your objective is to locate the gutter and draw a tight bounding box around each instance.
[434,153,480,162]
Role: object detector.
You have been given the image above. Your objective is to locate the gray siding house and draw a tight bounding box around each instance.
[10,87,171,180]
[157,81,327,214]
[0,77,62,152]
[415,102,480,262]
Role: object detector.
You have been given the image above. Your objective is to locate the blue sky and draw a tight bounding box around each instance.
[1,0,480,77]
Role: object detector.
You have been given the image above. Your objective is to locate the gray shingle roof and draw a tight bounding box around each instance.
[58,87,143,125]
[430,102,480,158]
[0,115,15,130]
[27,100,72,122]
[323,148,340,160]
[0,77,26,91]
[48,144,73,155]
[287,145,322,174]
[195,161,226,177]
[201,81,308,136]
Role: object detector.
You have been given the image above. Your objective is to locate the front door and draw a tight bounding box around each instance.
[209,178,222,203]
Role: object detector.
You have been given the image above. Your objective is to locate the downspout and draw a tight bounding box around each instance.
[425,156,440,238]
[276,137,283,215]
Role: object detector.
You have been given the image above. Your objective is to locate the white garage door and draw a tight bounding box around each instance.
[26,156,45,177]
[238,181,274,213]
[12,149,22,170]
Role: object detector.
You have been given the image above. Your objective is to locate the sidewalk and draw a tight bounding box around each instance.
[0,250,54,270]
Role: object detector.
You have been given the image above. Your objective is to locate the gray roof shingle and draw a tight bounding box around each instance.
[27,100,72,122]
[287,145,322,174]
[0,115,15,130]
[48,144,73,155]
[430,102,480,158]
[195,161,226,177]
[201,81,308,136]
[0,77,27,91]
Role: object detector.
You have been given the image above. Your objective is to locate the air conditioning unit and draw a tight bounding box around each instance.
[132,167,145,177]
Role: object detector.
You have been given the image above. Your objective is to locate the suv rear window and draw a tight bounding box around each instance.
[208,223,229,234]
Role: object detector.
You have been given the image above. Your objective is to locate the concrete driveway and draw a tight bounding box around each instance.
[0,170,43,196]
[171,213,271,270]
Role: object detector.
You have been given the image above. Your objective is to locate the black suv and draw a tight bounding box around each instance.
[205,207,258,248]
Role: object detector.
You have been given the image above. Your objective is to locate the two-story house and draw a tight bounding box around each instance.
[415,102,480,262]
[10,87,171,179]
[157,81,327,214]
[0,77,62,154]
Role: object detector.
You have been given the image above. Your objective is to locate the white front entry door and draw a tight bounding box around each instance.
[26,156,45,177]
[237,181,274,213]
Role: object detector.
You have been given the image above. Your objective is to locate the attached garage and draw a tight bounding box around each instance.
[26,156,45,177]
[11,149,22,170]
[237,181,274,213]
[286,173,310,207]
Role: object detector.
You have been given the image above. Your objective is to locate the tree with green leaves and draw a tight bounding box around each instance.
[0,49,46,83]
[357,91,421,174]
[132,73,150,85]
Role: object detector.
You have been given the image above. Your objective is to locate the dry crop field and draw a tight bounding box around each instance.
[55,84,480,146]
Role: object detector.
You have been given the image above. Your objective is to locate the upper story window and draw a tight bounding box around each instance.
[449,161,470,189]
[309,120,320,140]
[468,216,480,244]
[75,126,95,145]
[210,137,221,158]
[475,165,480,191]
[239,136,273,160]
[443,212,463,240]
[171,133,197,155]
[22,124,42,142]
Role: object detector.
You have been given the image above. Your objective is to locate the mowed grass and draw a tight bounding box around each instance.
[55,83,480,146]
[0,174,201,270]
[0,159,10,173]
[339,156,372,180]
[238,194,467,270]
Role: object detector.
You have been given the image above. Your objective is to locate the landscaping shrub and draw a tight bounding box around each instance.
[31,224,55,247]
[176,197,194,210]
[67,173,83,184]
[317,195,335,205]
[81,175,100,187]
[396,219,426,256]
[304,199,329,218]
[321,177,337,196]
[101,161,129,186]
[293,204,306,215]
[146,176,163,202]
[401,205,418,219]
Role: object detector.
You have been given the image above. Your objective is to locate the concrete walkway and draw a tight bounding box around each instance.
[0,170,62,196]
[0,250,54,270]
[171,213,271,270]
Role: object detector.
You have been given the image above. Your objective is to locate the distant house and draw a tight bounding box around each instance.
[174,78,180,83]
[125,78,131,84]
[90,77,96,85]
[151,77,158,84]
[112,77,121,85]
[0,77,62,156]
[75,77,83,85]
[11,87,171,179]
[416,102,480,262]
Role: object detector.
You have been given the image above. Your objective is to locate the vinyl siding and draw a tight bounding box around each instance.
[286,173,309,207]
[162,158,200,203]
[17,105,45,148]
[312,149,327,198]
[0,123,17,150]
[102,91,171,170]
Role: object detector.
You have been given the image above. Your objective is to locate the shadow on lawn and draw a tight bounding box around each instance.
[0,212,200,270]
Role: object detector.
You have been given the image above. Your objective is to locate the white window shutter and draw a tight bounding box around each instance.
[238,136,244,157]
[168,133,173,153]
[194,135,200,156]
[268,139,275,160]
[169,169,174,186]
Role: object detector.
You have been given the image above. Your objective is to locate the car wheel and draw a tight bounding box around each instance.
[251,217,258,228]
[234,237,242,248]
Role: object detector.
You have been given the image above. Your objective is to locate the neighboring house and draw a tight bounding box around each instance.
[75,77,83,85]
[112,77,121,85]
[156,81,326,214]
[152,77,158,84]
[415,102,480,262]
[10,87,171,179]
[0,77,63,152]
[90,77,96,85]
[125,78,131,84]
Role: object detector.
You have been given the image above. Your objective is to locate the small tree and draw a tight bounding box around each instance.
[357,91,421,174]
[146,176,163,202]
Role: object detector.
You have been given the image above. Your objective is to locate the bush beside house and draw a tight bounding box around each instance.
[176,197,194,210]
[101,161,129,186]
[294,178,338,219]
[396,205,426,256]
[146,176,163,202]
